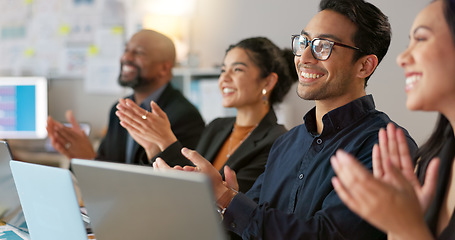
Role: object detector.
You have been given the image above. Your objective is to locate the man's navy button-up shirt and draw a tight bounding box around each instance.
[224,95,418,240]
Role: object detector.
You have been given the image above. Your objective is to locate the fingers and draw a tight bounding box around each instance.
[224,166,239,191]
[378,128,391,167]
[124,99,147,117]
[46,116,57,139]
[331,150,369,183]
[116,99,144,120]
[150,101,167,120]
[381,156,411,189]
[47,119,74,149]
[48,136,71,158]
[181,147,210,169]
[57,125,81,143]
[385,123,401,168]
[66,110,81,132]
[153,158,172,169]
[331,150,376,218]
[420,158,440,212]
[372,144,384,178]
[331,176,358,212]
[118,116,142,135]
[395,128,413,173]
[117,99,154,131]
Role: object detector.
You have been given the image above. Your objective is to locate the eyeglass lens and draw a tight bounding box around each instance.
[292,35,333,61]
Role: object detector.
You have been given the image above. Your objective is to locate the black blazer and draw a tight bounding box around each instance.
[157,110,287,193]
[96,83,205,164]
[421,134,455,239]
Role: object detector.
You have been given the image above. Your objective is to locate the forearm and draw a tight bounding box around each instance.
[156,134,177,152]
[154,141,194,167]
[145,144,161,161]
[388,224,434,240]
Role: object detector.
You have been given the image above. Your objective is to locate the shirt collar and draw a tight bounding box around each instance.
[303,94,376,136]
[130,84,168,111]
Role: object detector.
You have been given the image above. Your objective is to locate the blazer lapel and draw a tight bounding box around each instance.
[205,122,233,162]
[224,110,277,165]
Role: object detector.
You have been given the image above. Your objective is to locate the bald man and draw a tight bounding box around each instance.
[47,30,205,164]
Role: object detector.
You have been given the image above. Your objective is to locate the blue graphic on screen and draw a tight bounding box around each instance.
[0,85,35,132]
[0,230,26,240]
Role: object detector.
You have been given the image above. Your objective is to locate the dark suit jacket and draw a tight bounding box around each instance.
[157,110,287,193]
[96,83,205,164]
[419,134,455,239]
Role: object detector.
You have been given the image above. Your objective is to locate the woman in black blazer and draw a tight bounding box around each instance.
[116,37,297,193]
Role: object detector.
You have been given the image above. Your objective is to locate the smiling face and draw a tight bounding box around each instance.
[219,47,267,110]
[118,31,166,89]
[295,10,364,103]
[397,1,455,114]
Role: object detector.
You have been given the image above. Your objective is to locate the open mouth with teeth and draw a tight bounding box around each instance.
[405,74,421,91]
[300,72,323,79]
[122,65,138,74]
[222,88,235,94]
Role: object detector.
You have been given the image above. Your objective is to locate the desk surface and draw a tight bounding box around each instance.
[7,139,70,168]
[0,221,29,240]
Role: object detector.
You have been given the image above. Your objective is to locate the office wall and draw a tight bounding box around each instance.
[189,0,437,145]
[30,0,438,144]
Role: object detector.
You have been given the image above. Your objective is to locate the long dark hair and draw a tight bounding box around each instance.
[416,0,455,181]
[226,37,298,106]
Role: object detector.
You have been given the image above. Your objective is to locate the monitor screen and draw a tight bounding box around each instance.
[0,77,48,139]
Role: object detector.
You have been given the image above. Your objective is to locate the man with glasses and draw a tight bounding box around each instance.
[155,0,418,239]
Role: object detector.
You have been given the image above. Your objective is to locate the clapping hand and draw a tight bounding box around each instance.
[116,99,177,159]
[331,123,438,239]
[46,110,96,160]
[154,148,239,208]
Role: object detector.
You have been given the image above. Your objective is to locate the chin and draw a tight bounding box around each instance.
[222,103,234,108]
[405,99,422,111]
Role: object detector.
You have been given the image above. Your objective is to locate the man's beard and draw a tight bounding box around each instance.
[117,64,144,89]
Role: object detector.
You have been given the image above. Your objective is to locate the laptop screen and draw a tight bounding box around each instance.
[71,158,227,240]
[10,160,88,240]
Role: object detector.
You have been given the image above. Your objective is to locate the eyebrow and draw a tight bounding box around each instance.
[222,62,248,67]
[300,30,344,42]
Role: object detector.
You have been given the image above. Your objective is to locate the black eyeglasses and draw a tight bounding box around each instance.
[291,34,361,61]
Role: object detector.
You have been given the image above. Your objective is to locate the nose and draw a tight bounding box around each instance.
[121,49,133,63]
[218,70,231,84]
[296,44,317,65]
[396,46,413,68]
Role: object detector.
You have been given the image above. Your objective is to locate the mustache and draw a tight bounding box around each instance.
[120,61,140,71]
[296,63,326,73]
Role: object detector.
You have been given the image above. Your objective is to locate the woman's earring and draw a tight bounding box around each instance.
[262,89,268,104]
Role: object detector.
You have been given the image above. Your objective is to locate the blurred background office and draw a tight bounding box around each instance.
[0,0,435,162]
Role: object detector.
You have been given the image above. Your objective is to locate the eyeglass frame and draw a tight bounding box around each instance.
[291,34,362,61]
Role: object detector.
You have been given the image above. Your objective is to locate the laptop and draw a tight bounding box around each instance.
[71,158,227,240]
[0,141,29,235]
[9,160,89,240]
[0,141,20,221]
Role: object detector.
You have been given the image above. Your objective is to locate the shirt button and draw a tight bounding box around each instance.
[316,138,323,144]
[299,173,304,179]
[230,222,237,228]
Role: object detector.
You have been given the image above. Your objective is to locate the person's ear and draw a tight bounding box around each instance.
[161,61,173,73]
[264,72,278,93]
[356,54,378,79]
[158,61,174,79]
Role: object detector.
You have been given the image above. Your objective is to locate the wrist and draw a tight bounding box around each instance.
[216,186,238,210]
[216,186,238,220]
[389,222,433,240]
[158,137,178,151]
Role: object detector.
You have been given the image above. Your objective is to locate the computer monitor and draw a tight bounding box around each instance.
[0,77,48,139]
